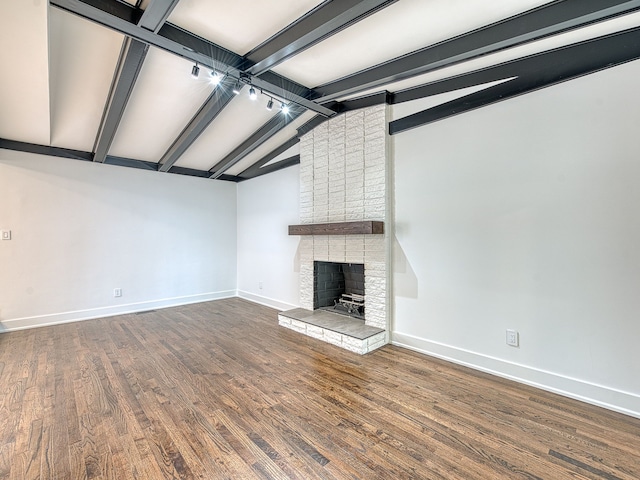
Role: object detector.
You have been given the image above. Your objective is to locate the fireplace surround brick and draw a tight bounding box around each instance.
[281,104,390,353]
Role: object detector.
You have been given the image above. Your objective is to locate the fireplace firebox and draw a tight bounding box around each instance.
[313,261,365,319]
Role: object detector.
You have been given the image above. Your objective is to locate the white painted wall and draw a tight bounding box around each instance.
[392,59,640,417]
[0,151,237,331]
[236,165,300,310]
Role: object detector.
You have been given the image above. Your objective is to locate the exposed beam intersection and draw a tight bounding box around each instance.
[209,109,306,179]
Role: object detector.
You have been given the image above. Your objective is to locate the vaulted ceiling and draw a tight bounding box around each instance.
[1,0,640,182]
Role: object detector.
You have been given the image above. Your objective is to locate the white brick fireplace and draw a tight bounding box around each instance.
[279,104,391,354]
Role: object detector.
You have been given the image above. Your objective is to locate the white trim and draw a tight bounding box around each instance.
[0,291,237,332]
[392,331,640,419]
[237,290,299,312]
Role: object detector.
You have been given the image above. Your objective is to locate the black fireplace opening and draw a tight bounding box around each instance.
[313,261,365,320]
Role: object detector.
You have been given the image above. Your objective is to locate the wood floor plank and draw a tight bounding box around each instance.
[1,298,639,479]
[0,443,12,480]
[281,365,491,478]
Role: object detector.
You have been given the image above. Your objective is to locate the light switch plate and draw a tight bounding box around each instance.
[1,230,11,240]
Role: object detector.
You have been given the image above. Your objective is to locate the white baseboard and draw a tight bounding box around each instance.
[392,331,640,419]
[237,290,299,312]
[0,290,237,332]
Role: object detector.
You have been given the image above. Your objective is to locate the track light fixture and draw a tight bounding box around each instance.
[209,69,221,85]
[218,72,295,115]
[188,68,301,116]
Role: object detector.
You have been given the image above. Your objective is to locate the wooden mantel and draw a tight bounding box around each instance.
[288,221,384,236]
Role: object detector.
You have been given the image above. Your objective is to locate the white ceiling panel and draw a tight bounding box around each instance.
[0,0,50,144]
[225,110,315,176]
[49,9,124,151]
[340,11,640,102]
[167,0,324,55]
[174,89,279,170]
[109,47,217,163]
[273,0,555,88]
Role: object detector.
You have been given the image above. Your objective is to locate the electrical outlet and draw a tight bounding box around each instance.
[506,329,519,347]
[113,288,122,298]
[258,281,263,290]
[1,230,11,240]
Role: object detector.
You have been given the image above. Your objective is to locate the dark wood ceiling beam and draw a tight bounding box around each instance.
[138,0,180,33]
[208,109,306,179]
[168,165,223,179]
[0,138,94,162]
[0,138,241,181]
[104,155,158,171]
[51,0,335,117]
[245,0,397,76]
[167,164,239,181]
[93,38,148,163]
[156,23,246,71]
[92,0,179,163]
[314,0,640,102]
[388,27,640,135]
[238,155,301,181]
[238,137,299,178]
[390,69,516,105]
[157,86,236,172]
[64,0,140,23]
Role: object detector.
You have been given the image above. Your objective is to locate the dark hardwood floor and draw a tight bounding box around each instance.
[1,297,639,479]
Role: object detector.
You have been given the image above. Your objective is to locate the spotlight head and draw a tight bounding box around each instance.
[232,82,241,95]
[266,98,274,111]
[191,64,200,78]
[209,70,221,85]
[249,86,257,101]
[281,103,290,115]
